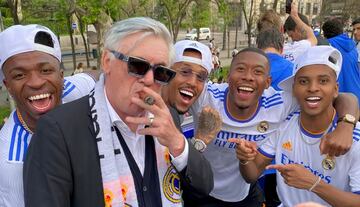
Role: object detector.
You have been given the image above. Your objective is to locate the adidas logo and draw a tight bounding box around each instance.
[189,43,198,48]
[282,140,292,151]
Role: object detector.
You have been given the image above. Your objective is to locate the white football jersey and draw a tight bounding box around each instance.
[259,112,360,206]
[283,40,312,63]
[0,74,95,207]
[190,82,298,202]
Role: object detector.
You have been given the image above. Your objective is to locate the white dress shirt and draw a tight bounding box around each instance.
[104,90,188,175]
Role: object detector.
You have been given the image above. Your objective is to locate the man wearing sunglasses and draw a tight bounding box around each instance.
[162,40,212,130]
[24,17,213,207]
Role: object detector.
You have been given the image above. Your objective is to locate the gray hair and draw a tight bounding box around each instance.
[256,28,284,51]
[104,17,174,65]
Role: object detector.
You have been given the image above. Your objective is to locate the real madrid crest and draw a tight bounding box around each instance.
[322,155,335,170]
[257,121,269,133]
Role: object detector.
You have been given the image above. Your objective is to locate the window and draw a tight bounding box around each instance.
[306,3,311,15]
[313,3,319,15]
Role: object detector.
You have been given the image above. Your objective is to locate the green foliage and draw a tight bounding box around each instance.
[0,106,10,126]
[190,0,211,29]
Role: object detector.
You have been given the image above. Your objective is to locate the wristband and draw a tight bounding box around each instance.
[309,176,321,192]
[239,160,249,165]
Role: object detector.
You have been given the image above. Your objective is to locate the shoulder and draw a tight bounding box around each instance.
[261,88,284,106]
[206,82,227,97]
[44,95,90,126]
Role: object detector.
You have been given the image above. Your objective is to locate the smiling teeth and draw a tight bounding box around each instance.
[306,97,320,101]
[238,87,254,92]
[28,93,51,101]
[180,90,194,97]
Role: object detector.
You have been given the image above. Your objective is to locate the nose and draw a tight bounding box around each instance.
[242,69,254,82]
[308,80,319,92]
[142,69,155,86]
[26,72,46,89]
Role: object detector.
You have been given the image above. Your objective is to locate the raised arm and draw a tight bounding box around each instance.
[291,2,317,46]
[321,93,359,156]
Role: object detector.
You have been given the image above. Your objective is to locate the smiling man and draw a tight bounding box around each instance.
[162,40,212,129]
[0,24,96,207]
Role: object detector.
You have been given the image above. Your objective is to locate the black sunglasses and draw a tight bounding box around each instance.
[110,50,176,85]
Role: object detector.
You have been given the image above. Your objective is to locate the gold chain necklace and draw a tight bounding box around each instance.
[16,110,33,134]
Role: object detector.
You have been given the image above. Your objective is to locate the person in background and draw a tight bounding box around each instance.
[73,62,84,75]
[282,2,317,62]
[351,17,360,67]
[322,18,360,109]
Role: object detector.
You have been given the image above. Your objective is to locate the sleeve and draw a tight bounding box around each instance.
[258,130,279,159]
[178,140,214,196]
[170,137,189,171]
[349,142,360,194]
[23,115,72,207]
[280,91,299,120]
[190,81,211,116]
[62,73,96,103]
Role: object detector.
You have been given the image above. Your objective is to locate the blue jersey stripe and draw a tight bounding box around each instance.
[208,89,225,96]
[262,97,282,105]
[23,132,30,161]
[261,93,281,102]
[354,191,360,195]
[261,101,283,109]
[15,128,24,161]
[62,84,76,98]
[212,94,225,99]
[354,131,360,137]
[63,80,71,90]
[353,135,360,142]
[8,125,18,161]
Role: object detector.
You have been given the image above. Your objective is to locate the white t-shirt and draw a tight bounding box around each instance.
[0,74,95,207]
[190,82,298,202]
[283,40,312,63]
[259,112,360,206]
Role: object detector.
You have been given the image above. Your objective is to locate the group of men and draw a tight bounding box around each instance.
[1,2,360,207]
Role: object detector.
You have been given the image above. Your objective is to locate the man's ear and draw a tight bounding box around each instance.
[265,75,272,89]
[101,50,111,74]
[3,79,13,97]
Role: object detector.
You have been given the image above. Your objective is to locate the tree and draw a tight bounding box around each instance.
[240,0,256,47]
[159,0,193,42]
[77,0,115,68]
[6,0,22,24]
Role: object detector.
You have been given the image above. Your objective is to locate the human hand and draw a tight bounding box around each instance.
[125,87,185,157]
[290,1,299,18]
[294,202,325,207]
[228,138,257,162]
[267,164,318,190]
[195,106,222,145]
[320,121,352,157]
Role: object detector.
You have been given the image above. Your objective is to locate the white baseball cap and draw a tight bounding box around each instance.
[0,24,61,80]
[279,46,342,91]
[174,40,213,74]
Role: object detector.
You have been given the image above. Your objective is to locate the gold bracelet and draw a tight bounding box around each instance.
[239,160,249,165]
[309,176,321,192]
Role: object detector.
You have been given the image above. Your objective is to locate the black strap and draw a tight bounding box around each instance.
[114,126,162,207]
